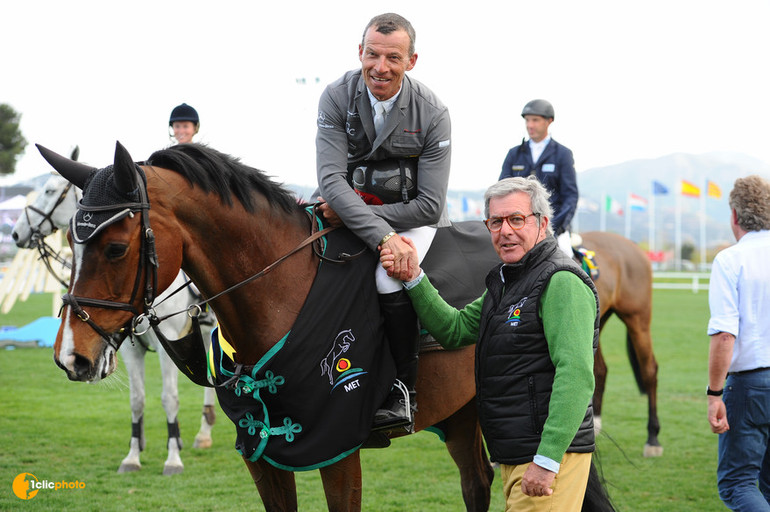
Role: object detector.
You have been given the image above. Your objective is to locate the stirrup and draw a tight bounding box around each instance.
[372,380,412,432]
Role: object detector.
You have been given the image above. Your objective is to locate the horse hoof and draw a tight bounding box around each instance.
[163,464,184,476]
[118,463,141,473]
[193,436,212,449]
[643,444,664,457]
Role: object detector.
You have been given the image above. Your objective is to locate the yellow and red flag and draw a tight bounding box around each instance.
[707,180,722,199]
[680,180,701,197]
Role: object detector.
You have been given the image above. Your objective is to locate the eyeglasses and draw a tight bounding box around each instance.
[484,213,538,232]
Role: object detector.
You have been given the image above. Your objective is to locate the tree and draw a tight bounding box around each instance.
[0,103,28,176]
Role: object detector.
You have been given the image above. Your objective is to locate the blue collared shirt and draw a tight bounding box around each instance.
[708,230,770,372]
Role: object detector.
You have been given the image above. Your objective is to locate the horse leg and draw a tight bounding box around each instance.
[592,340,608,436]
[243,458,298,512]
[318,451,363,512]
[193,388,217,449]
[443,400,494,512]
[118,339,145,473]
[157,345,184,475]
[619,312,662,457]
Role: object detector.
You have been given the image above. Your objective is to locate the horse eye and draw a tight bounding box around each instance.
[104,243,128,260]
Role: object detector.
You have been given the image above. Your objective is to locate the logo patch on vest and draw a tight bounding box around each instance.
[505,297,528,326]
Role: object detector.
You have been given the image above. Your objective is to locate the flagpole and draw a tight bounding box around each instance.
[573,203,580,234]
[675,182,682,271]
[625,194,631,239]
[600,193,607,232]
[649,183,656,253]
[700,180,707,270]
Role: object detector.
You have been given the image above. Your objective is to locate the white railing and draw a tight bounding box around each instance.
[652,272,710,293]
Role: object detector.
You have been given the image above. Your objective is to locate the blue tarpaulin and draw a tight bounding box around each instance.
[0,317,59,348]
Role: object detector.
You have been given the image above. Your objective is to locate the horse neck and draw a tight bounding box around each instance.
[171,189,317,364]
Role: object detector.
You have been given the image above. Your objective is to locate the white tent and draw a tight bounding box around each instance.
[0,194,27,211]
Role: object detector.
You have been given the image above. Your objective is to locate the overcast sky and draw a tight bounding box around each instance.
[3,0,769,191]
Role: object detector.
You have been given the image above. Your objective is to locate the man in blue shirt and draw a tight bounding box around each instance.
[707,175,770,511]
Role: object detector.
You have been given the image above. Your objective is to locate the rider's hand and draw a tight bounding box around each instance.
[316,197,343,227]
[380,236,420,281]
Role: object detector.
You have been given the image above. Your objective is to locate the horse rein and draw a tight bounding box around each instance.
[142,204,346,327]
[61,168,359,353]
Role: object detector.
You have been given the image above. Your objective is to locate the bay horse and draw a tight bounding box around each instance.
[578,231,661,457]
[39,142,494,511]
[11,171,219,474]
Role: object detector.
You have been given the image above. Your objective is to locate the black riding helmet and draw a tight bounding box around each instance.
[169,103,199,126]
[521,99,554,120]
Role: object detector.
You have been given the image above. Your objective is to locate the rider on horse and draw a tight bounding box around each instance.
[315,13,452,432]
[500,99,597,277]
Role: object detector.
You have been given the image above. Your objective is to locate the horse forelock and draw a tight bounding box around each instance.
[146,144,301,215]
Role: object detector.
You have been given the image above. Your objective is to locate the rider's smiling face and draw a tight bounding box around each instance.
[359,27,417,101]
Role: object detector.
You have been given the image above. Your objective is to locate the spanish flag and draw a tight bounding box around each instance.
[707,180,722,199]
[680,180,701,198]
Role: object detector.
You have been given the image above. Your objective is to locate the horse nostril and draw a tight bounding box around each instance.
[71,353,94,381]
[11,232,18,241]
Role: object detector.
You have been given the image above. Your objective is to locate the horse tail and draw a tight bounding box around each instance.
[581,459,616,512]
[626,332,645,394]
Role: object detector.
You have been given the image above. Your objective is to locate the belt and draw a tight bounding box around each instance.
[728,366,770,376]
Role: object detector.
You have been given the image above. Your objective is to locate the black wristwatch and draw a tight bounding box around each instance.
[706,386,724,396]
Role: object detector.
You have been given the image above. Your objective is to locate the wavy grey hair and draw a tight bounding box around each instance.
[484,176,554,236]
[730,175,770,232]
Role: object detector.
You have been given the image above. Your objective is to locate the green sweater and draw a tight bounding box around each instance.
[406,270,596,466]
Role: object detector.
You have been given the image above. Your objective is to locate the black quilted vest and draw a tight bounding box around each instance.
[476,236,599,465]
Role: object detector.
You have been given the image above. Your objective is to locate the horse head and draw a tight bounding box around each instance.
[12,147,83,248]
[12,174,82,248]
[38,142,184,382]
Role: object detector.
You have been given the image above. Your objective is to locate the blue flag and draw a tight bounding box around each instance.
[653,181,669,195]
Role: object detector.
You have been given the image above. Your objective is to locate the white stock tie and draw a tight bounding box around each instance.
[373,102,386,136]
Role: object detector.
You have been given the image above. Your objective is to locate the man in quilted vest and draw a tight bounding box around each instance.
[381,176,600,511]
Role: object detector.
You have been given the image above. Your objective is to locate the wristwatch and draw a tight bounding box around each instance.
[706,386,723,396]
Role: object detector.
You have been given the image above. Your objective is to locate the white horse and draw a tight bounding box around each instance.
[12,171,218,475]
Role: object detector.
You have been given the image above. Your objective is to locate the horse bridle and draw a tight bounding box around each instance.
[22,181,75,287]
[63,165,345,360]
[62,166,158,352]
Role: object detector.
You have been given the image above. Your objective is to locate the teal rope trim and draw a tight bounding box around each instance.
[425,425,447,443]
[238,414,302,442]
[234,370,285,398]
[260,443,363,471]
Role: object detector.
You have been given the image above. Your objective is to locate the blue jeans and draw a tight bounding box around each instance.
[717,368,770,511]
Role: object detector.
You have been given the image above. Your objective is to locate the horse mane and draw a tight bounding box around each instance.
[146,143,302,214]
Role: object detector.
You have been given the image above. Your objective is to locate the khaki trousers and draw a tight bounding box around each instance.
[501,452,592,512]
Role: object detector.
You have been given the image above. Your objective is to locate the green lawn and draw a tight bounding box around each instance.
[0,289,725,511]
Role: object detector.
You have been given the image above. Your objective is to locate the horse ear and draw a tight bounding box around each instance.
[70,145,80,162]
[112,141,138,195]
[36,144,95,189]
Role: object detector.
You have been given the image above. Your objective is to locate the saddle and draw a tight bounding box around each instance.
[573,246,600,280]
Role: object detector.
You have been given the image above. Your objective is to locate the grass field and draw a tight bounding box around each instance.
[0,289,726,511]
